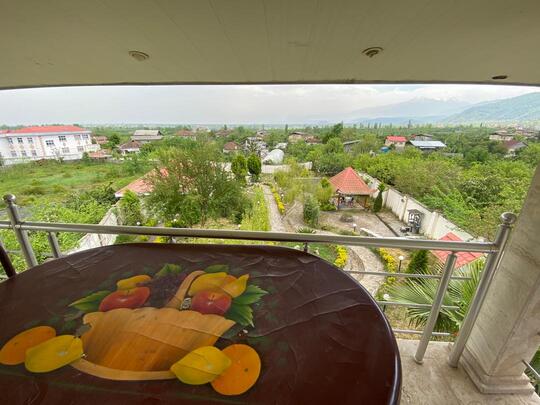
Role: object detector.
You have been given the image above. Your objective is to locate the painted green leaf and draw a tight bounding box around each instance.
[155,263,183,278]
[205,264,229,273]
[233,284,268,305]
[68,290,110,312]
[226,302,254,327]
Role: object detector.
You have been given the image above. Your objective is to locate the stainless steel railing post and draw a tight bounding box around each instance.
[3,194,38,268]
[414,252,457,364]
[448,212,517,368]
[47,232,62,258]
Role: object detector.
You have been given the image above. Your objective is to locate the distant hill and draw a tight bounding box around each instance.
[444,92,540,124]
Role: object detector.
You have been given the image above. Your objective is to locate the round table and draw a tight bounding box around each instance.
[0,243,401,404]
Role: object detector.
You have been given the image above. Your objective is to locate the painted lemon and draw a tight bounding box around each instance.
[222,274,249,298]
[25,335,83,373]
[188,273,229,296]
[116,275,151,290]
[170,346,231,385]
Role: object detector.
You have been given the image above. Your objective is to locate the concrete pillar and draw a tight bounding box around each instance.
[460,164,540,394]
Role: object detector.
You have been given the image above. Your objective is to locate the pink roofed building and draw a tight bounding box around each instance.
[114,168,168,198]
[432,232,484,268]
[385,136,407,149]
[0,125,99,165]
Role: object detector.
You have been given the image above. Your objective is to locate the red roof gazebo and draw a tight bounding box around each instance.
[328,167,376,208]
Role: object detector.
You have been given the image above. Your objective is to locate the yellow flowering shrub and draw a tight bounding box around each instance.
[334,246,348,268]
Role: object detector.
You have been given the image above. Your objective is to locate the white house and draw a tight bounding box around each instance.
[0,125,99,165]
[385,136,407,149]
[131,129,163,143]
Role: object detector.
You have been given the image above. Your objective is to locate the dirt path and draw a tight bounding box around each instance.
[261,186,385,297]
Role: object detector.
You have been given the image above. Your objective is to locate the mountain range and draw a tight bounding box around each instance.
[342,92,540,125]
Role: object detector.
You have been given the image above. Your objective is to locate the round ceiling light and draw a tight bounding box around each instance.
[129,50,150,62]
[362,47,383,58]
[491,75,508,80]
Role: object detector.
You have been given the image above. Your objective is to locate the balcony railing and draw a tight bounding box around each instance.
[0,194,516,366]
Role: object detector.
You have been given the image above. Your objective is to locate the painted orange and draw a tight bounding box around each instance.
[211,344,261,396]
[0,326,56,365]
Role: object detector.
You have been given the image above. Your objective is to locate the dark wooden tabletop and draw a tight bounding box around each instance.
[0,243,401,404]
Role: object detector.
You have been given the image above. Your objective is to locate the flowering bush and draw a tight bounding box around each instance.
[271,186,285,215]
[334,246,348,268]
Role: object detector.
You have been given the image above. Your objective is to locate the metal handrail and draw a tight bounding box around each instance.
[0,194,516,365]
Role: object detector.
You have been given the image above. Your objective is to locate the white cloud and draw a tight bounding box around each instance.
[0,84,537,125]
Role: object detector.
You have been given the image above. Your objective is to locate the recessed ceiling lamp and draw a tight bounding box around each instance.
[492,75,508,80]
[129,50,150,61]
[362,47,383,58]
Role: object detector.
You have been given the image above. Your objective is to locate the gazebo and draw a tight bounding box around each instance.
[328,167,376,208]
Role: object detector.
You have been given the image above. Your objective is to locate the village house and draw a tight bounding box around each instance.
[175,129,196,140]
[87,149,112,161]
[489,130,515,142]
[214,128,234,137]
[408,139,447,152]
[410,133,434,142]
[222,141,241,154]
[244,136,268,157]
[92,135,108,145]
[0,125,99,165]
[114,168,168,198]
[131,129,163,143]
[385,136,407,149]
[502,139,527,157]
[118,140,142,155]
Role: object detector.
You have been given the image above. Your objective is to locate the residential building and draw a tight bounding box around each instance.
[288,131,312,143]
[244,136,268,157]
[502,140,527,157]
[214,129,234,137]
[88,149,112,160]
[222,141,241,154]
[385,136,407,149]
[176,129,196,140]
[92,135,108,145]
[114,168,168,198]
[410,133,434,142]
[489,130,515,142]
[0,125,98,165]
[408,139,447,152]
[118,140,142,155]
[131,129,163,143]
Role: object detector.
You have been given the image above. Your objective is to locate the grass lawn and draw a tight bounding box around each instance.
[0,160,146,210]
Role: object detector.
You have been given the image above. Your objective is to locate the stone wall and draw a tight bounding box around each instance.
[360,172,477,241]
[66,205,119,254]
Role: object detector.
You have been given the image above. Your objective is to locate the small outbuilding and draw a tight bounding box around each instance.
[328,167,376,208]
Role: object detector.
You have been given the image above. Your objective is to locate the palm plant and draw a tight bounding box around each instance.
[387,258,484,333]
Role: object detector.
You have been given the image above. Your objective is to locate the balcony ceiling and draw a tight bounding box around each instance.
[1,0,540,89]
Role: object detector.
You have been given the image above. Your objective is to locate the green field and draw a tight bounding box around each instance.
[0,160,146,210]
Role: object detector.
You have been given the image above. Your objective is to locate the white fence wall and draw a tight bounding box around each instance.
[67,205,119,254]
[360,172,478,241]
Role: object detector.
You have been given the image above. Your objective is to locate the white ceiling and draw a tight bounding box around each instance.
[1,0,539,89]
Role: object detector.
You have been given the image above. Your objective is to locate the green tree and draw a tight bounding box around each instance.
[247,154,262,181]
[315,178,333,206]
[303,196,320,227]
[406,250,429,274]
[118,190,144,226]
[231,154,248,183]
[373,183,385,212]
[323,122,344,143]
[147,143,246,226]
[518,143,540,166]
[109,133,120,145]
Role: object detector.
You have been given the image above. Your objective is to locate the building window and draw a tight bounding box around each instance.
[17,137,23,144]
[31,150,37,157]
[59,135,67,141]
[77,146,84,152]
[82,134,89,139]
[45,140,55,147]
[8,138,13,144]
[21,150,27,157]
[11,151,17,157]
[62,147,70,154]
[28,137,33,144]
[74,134,81,140]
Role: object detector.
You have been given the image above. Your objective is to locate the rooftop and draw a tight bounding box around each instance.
[387,136,408,142]
[409,140,447,148]
[432,232,484,268]
[2,125,89,135]
[329,167,375,196]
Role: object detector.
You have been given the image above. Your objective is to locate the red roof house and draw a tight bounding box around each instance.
[386,136,407,143]
[432,232,484,268]
[329,167,375,196]
[114,168,168,198]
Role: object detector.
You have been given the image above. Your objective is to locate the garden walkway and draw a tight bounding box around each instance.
[261,185,385,296]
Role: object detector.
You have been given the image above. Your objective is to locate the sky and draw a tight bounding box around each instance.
[0,84,537,125]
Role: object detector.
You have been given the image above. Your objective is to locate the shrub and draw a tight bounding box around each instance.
[247,154,262,181]
[271,186,285,215]
[374,248,398,299]
[118,190,144,226]
[334,246,348,268]
[231,154,248,183]
[303,196,319,227]
[373,183,385,213]
[406,250,428,274]
[22,186,46,195]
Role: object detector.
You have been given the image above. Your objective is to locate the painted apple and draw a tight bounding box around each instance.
[191,291,232,316]
[98,287,150,312]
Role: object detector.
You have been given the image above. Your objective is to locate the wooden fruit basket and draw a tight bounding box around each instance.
[71,271,236,381]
